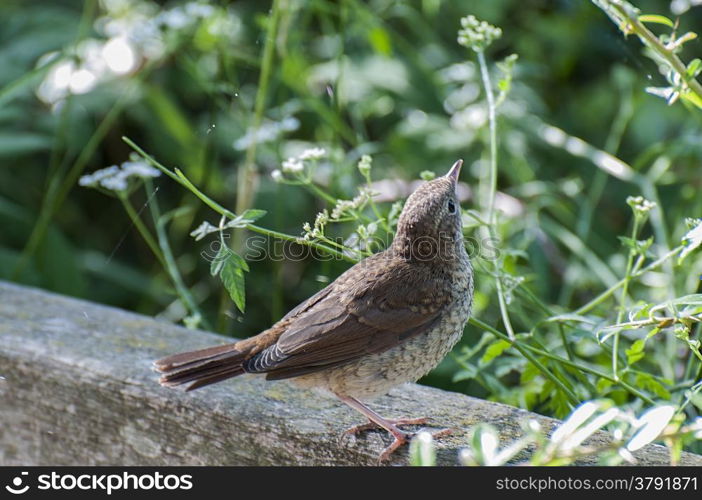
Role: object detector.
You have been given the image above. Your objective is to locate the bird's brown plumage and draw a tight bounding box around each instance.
[155,160,473,460]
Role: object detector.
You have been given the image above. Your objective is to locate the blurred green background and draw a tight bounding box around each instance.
[2,0,702,430]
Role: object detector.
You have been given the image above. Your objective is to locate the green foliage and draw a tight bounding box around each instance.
[220,250,248,313]
[3,0,702,459]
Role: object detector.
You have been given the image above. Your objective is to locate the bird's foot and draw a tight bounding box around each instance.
[376,426,453,463]
[343,416,429,436]
[343,417,453,463]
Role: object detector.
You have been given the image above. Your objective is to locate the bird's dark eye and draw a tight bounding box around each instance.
[447,199,456,214]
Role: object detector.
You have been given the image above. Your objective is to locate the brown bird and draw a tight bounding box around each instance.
[154,160,474,462]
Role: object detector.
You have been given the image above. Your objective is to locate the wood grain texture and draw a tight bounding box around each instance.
[0,281,700,466]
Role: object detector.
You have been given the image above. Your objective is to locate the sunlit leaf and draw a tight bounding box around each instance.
[638,14,674,28]
[481,339,511,364]
[625,338,646,365]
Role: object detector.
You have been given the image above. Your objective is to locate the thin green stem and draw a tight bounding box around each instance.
[362,170,392,234]
[575,246,683,315]
[234,0,283,234]
[124,137,358,263]
[612,217,641,378]
[13,83,136,279]
[602,0,702,102]
[469,317,655,404]
[477,50,516,341]
[118,194,167,270]
[305,182,338,205]
[145,179,210,330]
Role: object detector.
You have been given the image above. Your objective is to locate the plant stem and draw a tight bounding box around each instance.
[13,84,135,280]
[118,194,167,269]
[575,246,683,315]
[477,50,516,341]
[234,0,283,244]
[469,317,655,404]
[612,217,640,378]
[124,137,359,263]
[601,0,702,103]
[145,179,209,330]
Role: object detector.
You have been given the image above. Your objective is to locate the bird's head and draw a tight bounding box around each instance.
[392,160,465,262]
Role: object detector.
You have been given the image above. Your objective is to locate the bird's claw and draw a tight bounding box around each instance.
[377,427,454,464]
[339,417,453,463]
[344,417,430,437]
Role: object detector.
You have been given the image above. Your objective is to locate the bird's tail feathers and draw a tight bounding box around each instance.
[154,344,250,391]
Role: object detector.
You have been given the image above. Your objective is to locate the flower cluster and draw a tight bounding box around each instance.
[457,15,502,53]
[37,1,232,106]
[272,147,327,182]
[330,187,372,220]
[626,196,656,215]
[343,222,379,254]
[301,210,330,241]
[79,155,161,192]
[357,154,372,177]
[234,117,300,151]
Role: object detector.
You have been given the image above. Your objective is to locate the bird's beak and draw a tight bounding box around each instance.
[446,159,463,184]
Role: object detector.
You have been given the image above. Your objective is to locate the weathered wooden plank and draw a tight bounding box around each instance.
[0,281,699,466]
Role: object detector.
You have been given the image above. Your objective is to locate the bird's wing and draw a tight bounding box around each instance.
[245,255,451,379]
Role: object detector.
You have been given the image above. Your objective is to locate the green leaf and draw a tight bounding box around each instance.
[221,253,247,313]
[596,378,614,393]
[635,373,671,400]
[625,338,646,365]
[548,388,572,419]
[226,209,268,229]
[481,339,511,364]
[210,244,229,277]
[228,250,250,272]
[651,295,702,316]
[520,361,540,384]
[638,14,674,28]
[681,89,702,110]
[687,59,702,79]
[452,365,477,382]
[240,208,267,223]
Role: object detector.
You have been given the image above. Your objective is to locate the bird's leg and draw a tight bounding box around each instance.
[336,394,450,463]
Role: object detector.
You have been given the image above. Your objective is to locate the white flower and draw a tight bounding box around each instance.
[282,157,304,173]
[271,169,283,182]
[121,160,161,178]
[233,117,300,150]
[626,195,656,215]
[299,147,326,161]
[79,158,159,193]
[99,173,129,192]
[79,165,121,186]
[330,188,371,220]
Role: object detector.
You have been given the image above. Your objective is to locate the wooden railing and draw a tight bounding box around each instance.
[1,281,700,466]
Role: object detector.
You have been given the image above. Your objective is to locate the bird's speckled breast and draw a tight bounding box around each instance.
[294,256,474,400]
